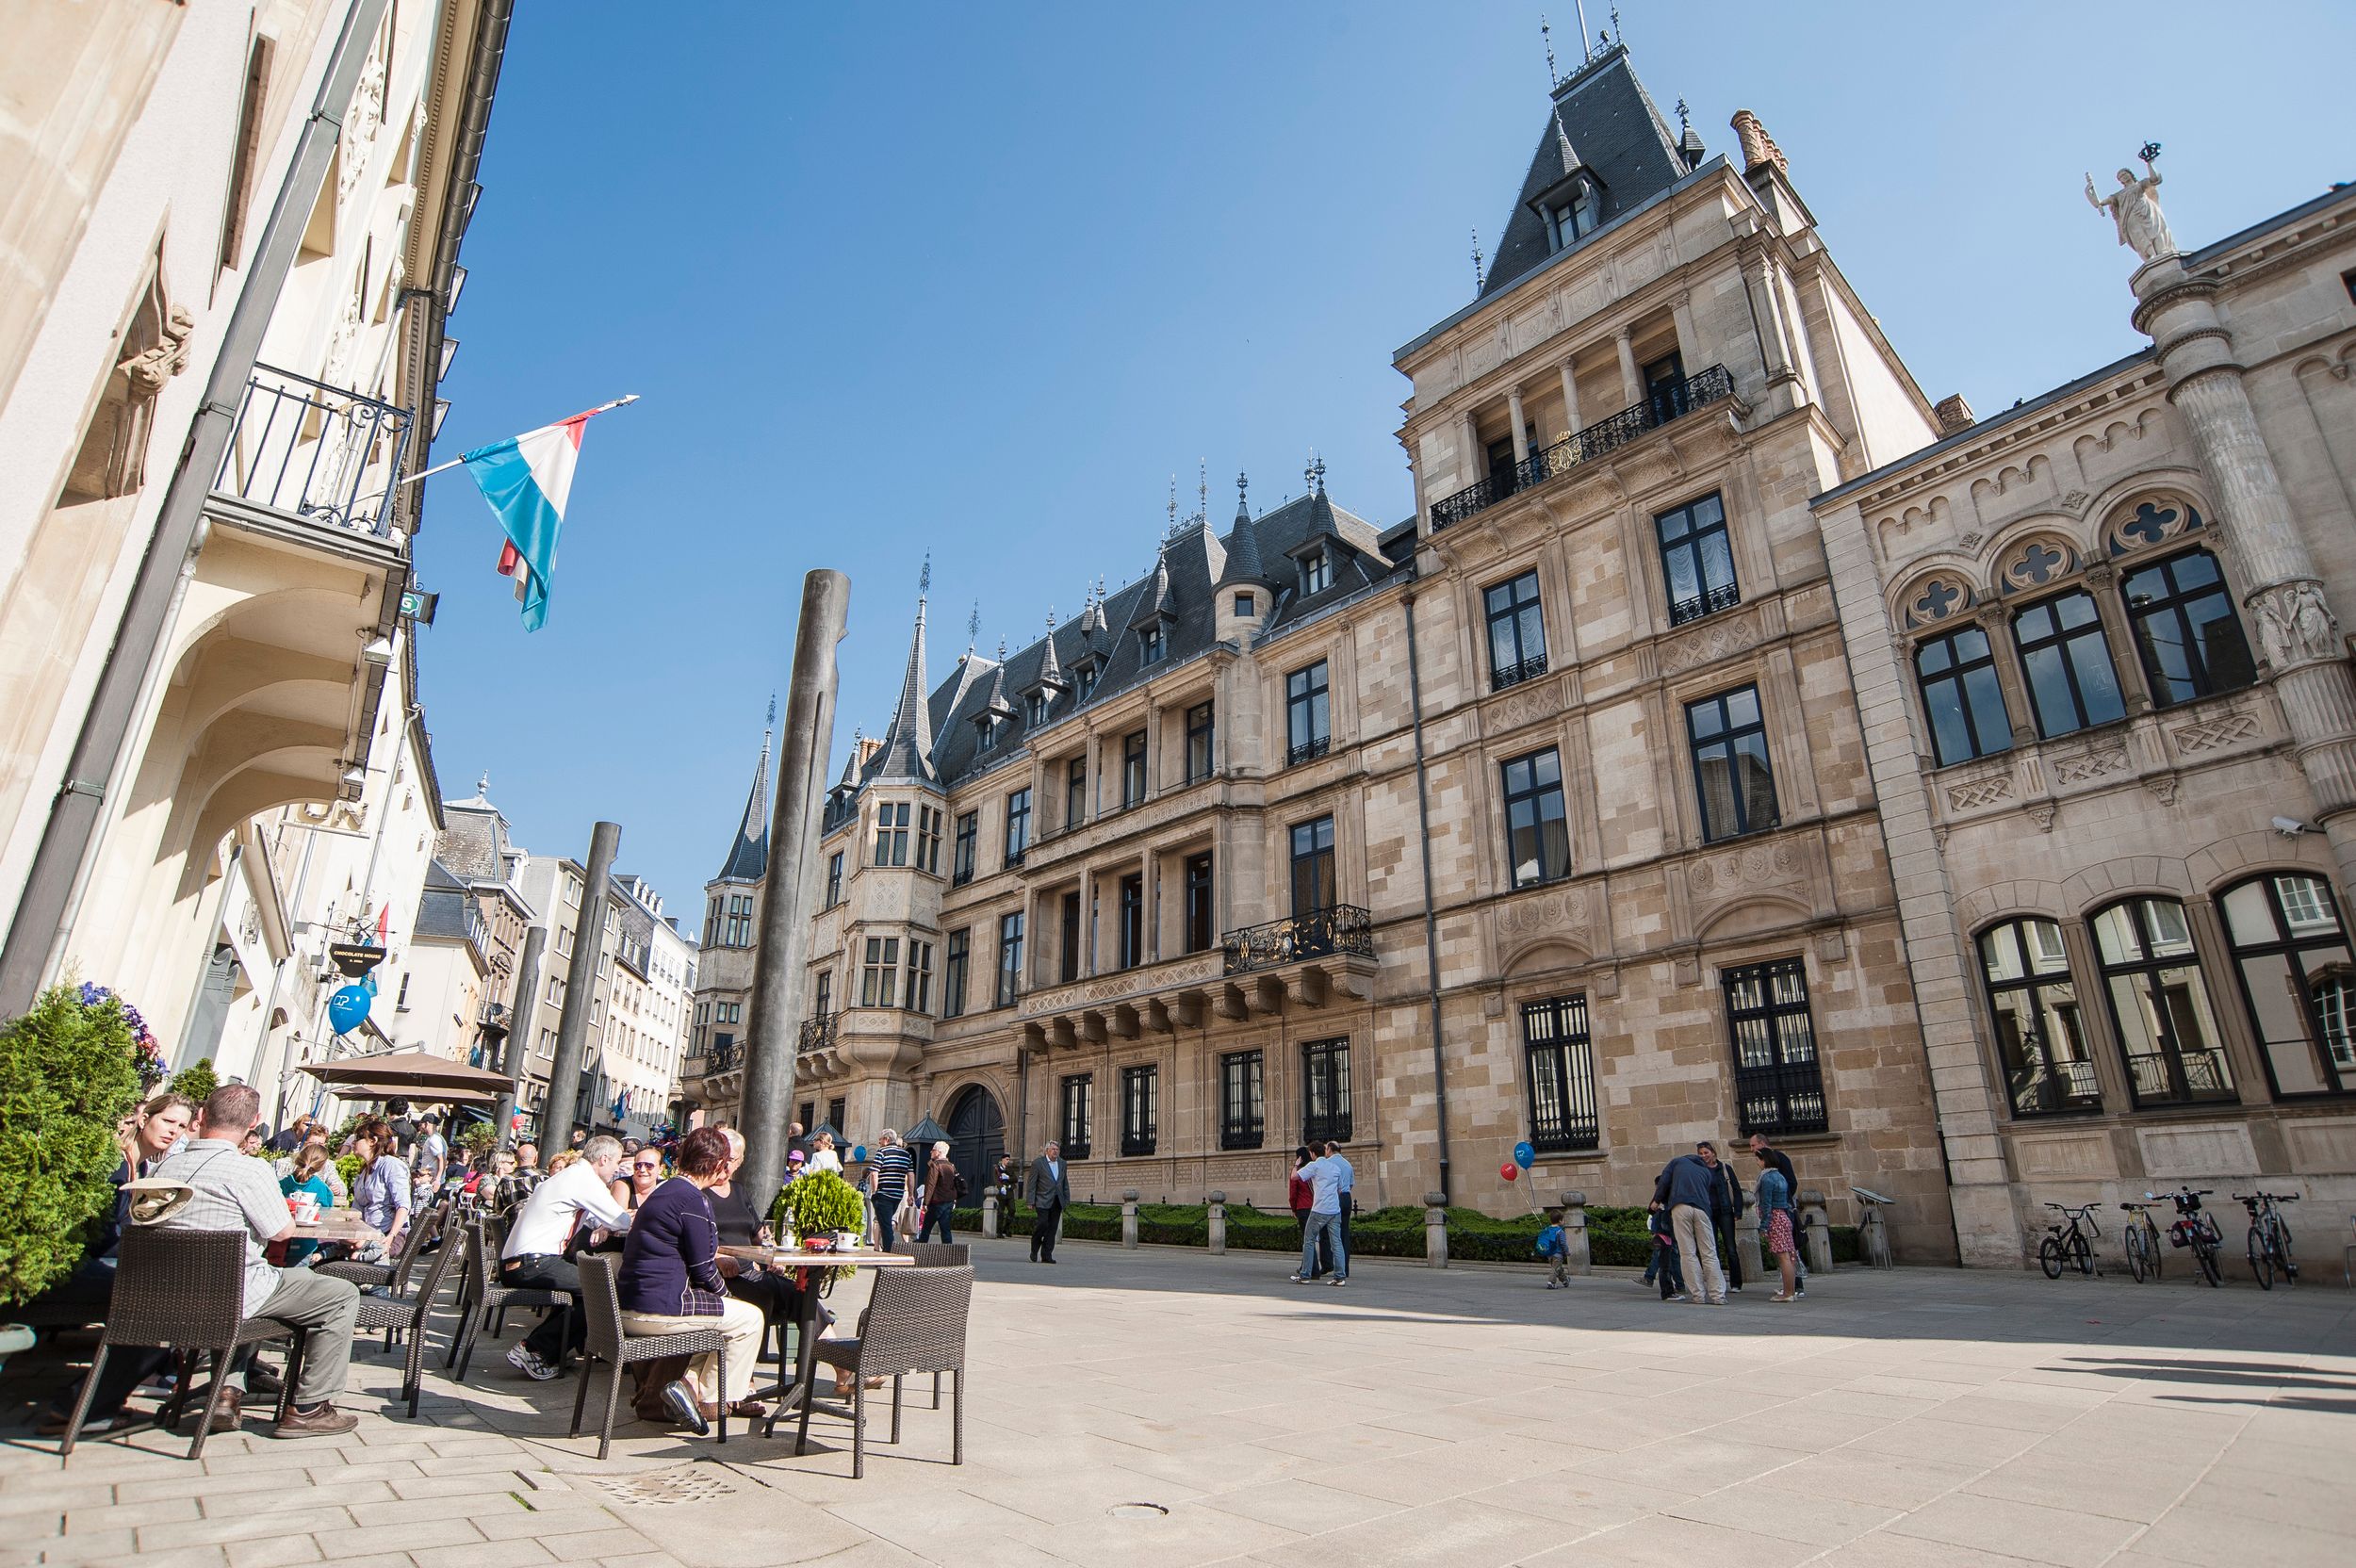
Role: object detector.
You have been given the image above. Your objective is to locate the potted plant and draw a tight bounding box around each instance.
[774,1169,864,1250]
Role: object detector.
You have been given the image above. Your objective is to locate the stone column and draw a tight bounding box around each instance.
[1559,1190,1590,1275]
[1424,1192,1449,1268]
[1974,603,2039,748]
[1559,360,1582,437]
[540,822,619,1145]
[1614,328,1643,410]
[1740,244,1801,399]
[1460,410,1481,489]
[2135,255,2356,891]
[1798,1188,1835,1276]
[1121,1189,1139,1249]
[1860,1203,1893,1268]
[2079,560,2155,715]
[982,1190,1000,1238]
[1206,1190,1227,1254]
[1670,290,1703,377]
[1507,385,1530,464]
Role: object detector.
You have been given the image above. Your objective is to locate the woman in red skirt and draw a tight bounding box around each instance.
[1755,1147,1800,1301]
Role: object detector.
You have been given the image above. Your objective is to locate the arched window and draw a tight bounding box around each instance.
[2090,897,2236,1108]
[1915,626,2010,765]
[1977,918,2100,1116]
[2121,548,2254,706]
[2012,590,2125,739]
[2219,873,2356,1098]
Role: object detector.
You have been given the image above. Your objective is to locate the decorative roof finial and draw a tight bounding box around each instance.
[1235,470,1250,520]
[1197,460,1207,524]
[475,770,490,798]
[1313,455,1327,495]
[1304,453,1317,496]
[1542,14,1557,87]
[1168,474,1178,535]
[1046,606,1057,630]
[967,601,980,653]
[1471,228,1485,293]
[766,692,777,728]
[1677,96,1690,132]
[995,637,1006,661]
[1610,5,1621,47]
[918,552,930,597]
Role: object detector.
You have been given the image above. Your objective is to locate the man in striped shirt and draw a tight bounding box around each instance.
[863,1129,914,1252]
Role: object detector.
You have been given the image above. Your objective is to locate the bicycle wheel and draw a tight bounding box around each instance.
[2039,1234,2065,1279]
[2123,1224,2149,1283]
[2249,1226,2273,1290]
[2278,1220,2298,1283]
[2195,1235,2221,1287]
[2071,1231,2098,1277]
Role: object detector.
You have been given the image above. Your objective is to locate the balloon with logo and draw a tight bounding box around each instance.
[327,984,371,1036]
[1499,1160,1519,1183]
[1513,1140,1536,1170]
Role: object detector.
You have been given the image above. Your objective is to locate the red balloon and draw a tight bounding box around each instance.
[1499,1161,1519,1181]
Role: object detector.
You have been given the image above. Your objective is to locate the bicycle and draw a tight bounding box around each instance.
[2233,1190,2299,1290]
[2038,1201,2102,1279]
[2158,1188,2223,1286]
[2119,1199,2166,1283]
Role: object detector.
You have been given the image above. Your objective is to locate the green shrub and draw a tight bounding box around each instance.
[773,1170,865,1239]
[334,1153,363,1191]
[458,1120,499,1161]
[167,1055,219,1106]
[0,985,148,1305]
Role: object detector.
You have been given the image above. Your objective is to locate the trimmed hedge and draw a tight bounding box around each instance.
[0,985,147,1305]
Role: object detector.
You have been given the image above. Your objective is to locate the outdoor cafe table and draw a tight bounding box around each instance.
[293,1209,385,1248]
[719,1244,915,1436]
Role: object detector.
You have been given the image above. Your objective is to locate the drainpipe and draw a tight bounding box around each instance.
[1401,586,1453,1205]
[0,0,395,1018]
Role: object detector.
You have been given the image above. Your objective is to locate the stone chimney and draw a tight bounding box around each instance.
[1934,394,1976,434]
[1728,109,1788,177]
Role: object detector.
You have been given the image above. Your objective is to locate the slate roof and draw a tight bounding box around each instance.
[837,483,1407,797]
[715,728,772,883]
[1480,44,1695,302]
[412,858,477,942]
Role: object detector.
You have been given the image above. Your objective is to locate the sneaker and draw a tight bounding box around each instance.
[1329,1276,1348,1286]
[272,1402,358,1440]
[506,1342,559,1382]
[1288,1273,1306,1283]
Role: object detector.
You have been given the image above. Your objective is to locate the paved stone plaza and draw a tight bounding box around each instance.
[4,1239,2352,1567]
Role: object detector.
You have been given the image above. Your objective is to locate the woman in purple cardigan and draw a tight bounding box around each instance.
[616,1126,767,1433]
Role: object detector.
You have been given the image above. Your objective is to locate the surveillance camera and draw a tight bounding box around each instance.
[2273,816,2307,837]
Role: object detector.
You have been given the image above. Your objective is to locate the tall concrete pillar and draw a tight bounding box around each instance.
[540,822,618,1145]
[741,571,851,1215]
[492,923,546,1142]
[1558,360,1582,437]
[2135,255,2356,891]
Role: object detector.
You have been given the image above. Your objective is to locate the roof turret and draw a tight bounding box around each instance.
[869,577,938,785]
[715,716,772,883]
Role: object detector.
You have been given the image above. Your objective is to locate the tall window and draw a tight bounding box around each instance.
[1219,1051,1266,1150]
[813,972,832,1019]
[1915,626,2012,766]
[2123,548,2255,706]
[725,893,755,947]
[1723,957,1827,1135]
[1301,1037,1351,1144]
[2220,873,2356,1098]
[1121,729,1148,807]
[1657,493,1739,626]
[1687,685,1777,841]
[1065,757,1087,830]
[1121,1064,1158,1154]
[705,895,721,940]
[1075,662,1099,699]
[1059,1074,1092,1158]
[1501,747,1571,889]
[942,928,969,1019]
[859,936,899,1008]
[2014,590,2125,739]
[1185,701,1215,781]
[915,807,942,874]
[1058,890,1082,983]
[826,1097,845,1136]
[1290,816,1336,915]
[952,811,977,886]
[1979,917,2100,1116]
[1286,661,1331,765]
[1184,853,1214,954]
[825,852,843,907]
[1485,571,1548,692]
[906,939,934,1015]
[1301,547,1333,595]
[874,801,909,866]
[1138,625,1166,663]
[2090,897,2236,1108]
[1522,995,1599,1152]
[1005,788,1031,866]
[1116,874,1144,968]
[1025,693,1049,727]
[995,911,1024,1007]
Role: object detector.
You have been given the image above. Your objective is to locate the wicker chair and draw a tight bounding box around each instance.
[319,1194,441,1292]
[59,1228,302,1463]
[354,1220,461,1417]
[568,1254,731,1460]
[794,1264,970,1478]
[450,1219,570,1382]
[441,1212,507,1369]
[900,1244,969,1407]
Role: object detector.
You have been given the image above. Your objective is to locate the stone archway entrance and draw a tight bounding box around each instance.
[945,1084,1004,1203]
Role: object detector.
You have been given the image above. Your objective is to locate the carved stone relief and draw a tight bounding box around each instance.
[2169,705,2258,756]
[1660,608,1760,674]
[2048,742,2130,786]
[1944,774,2015,811]
[1495,882,1593,944]
[2249,580,2339,671]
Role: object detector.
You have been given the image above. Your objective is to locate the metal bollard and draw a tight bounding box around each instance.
[1799,1188,1835,1276]
[1121,1189,1139,1249]
[1560,1190,1592,1275]
[1425,1192,1449,1268]
[1207,1191,1227,1255]
[982,1191,1000,1239]
[1860,1204,1892,1268]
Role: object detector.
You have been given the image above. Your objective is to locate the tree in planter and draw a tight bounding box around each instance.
[0,985,149,1306]
[458,1120,499,1163]
[167,1055,219,1107]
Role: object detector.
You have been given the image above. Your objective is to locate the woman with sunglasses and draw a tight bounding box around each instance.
[612,1148,666,1213]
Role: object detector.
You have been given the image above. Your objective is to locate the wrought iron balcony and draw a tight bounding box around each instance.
[1666,580,1742,628]
[798,1011,838,1053]
[1431,363,1735,532]
[214,363,414,539]
[1491,651,1550,693]
[1221,905,1373,976]
[1286,735,1332,768]
[695,1039,742,1076]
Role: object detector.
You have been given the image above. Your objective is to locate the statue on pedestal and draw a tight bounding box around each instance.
[2086,144,2176,262]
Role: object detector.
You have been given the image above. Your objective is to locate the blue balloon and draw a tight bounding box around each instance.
[1513,1140,1536,1170]
[851,1145,867,1164]
[327,984,371,1036]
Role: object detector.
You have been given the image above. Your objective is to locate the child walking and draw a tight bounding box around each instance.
[1535,1209,1570,1288]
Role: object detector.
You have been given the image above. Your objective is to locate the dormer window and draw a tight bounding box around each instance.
[1138,626,1166,663]
[1301,549,1332,596]
[1075,662,1099,698]
[1540,174,1602,253]
[1026,693,1050,726]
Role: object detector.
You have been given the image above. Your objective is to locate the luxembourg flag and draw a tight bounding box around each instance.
[458,395,635,631]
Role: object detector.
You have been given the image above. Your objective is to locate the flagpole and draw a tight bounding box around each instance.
[398,393,640,485]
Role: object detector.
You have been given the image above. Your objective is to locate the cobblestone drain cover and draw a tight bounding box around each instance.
[1106,1502,1170,1520]
[594,1465,742,1507]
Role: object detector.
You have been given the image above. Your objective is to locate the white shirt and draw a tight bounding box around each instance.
[807,1149,842,1175]
[503,1160,631,1258]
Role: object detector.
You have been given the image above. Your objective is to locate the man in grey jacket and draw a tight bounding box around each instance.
[1026,1140,1071,1264]
[1651,1149,1727,1304]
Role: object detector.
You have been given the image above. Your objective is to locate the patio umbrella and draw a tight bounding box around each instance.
[298,1048,512,1101]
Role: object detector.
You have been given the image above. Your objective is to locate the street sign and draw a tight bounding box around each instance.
[399,588,438,625]
[328,941,387,978]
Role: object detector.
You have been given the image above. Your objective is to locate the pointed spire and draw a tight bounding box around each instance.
[1129,538,1174,630]
[871,575,938,784]
[1036,608,1069,694]
[1553,108,1581,178]
[715,717,773,882]
[1675,97,1704,169]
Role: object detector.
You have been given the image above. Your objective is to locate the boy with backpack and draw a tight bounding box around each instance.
[1535,1209,1571,1288]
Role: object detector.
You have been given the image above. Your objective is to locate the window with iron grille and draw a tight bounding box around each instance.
[1119,874,1144,969]
[942,928,969,1019]
[1290,816,1335,915]
[1657,492,1740,626]
[1686,685,1778,842]
[1060,1075,1092,1158]
[1286,661,1331,765]
[1978,917,2100,1117]
[826,1097,845,1135]
[1485,570,1549,692]
[1184,853,1214,954]
[859,936,899,1008]
[995,911,1024,1007]
[1004,788,1031,866]
[1122,728,1148,807]
[1501,746,1571,889]
[1186,701,1215,781]
[952,811,977,886]
[1301,1037,1351,1144]
[1220,1051,1265,1150]
[2091,895,2237,1108]
[906,939,934,1015]
[873,800,909,866]
[799,1100,815,1131]
[915,806,942,874]
[1121,1064,1158,1154]
[1522,994,1599,1152]
[1722,957,1828,1135]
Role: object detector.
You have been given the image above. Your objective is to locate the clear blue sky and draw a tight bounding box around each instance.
[411,0,2356,935]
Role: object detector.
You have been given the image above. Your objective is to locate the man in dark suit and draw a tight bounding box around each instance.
[1026,1139,1071,1264]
